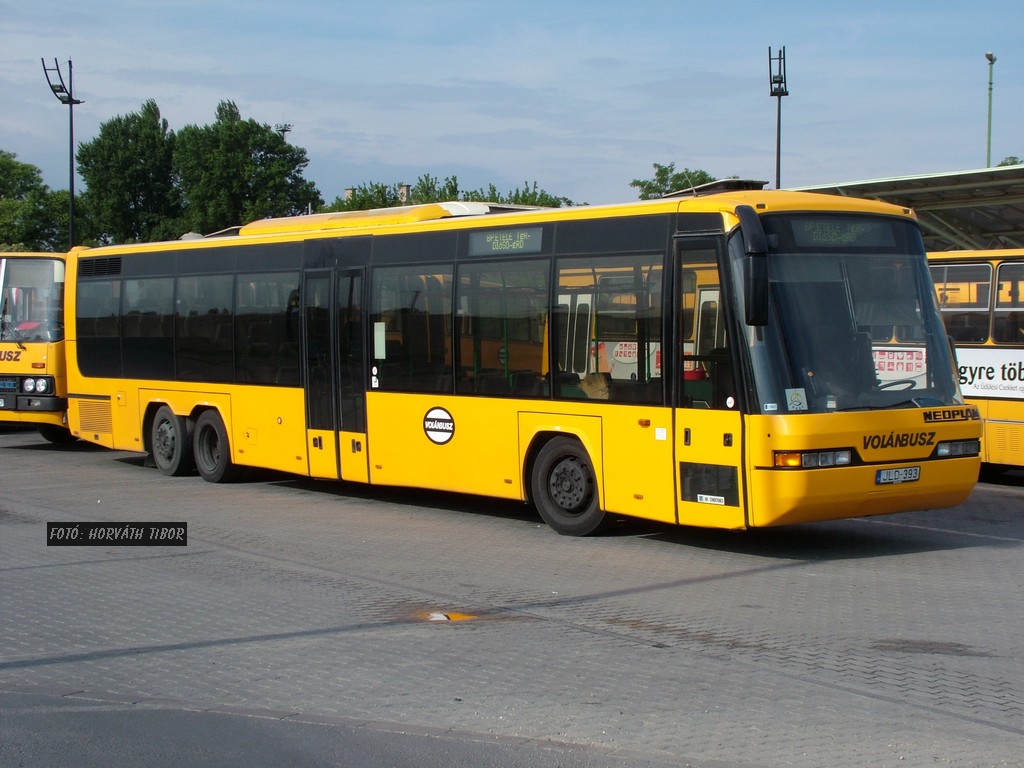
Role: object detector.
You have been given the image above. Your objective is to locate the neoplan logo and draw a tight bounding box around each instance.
[423,407,455,445]
[922,406,980,423]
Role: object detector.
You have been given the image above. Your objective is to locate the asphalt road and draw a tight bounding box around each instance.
[1,427,1022,767]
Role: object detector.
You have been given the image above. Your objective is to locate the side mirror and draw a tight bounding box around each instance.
[736,205,768,326]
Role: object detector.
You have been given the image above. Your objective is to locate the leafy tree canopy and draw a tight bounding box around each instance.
[997,156,1022,167]
[174,101,322,234]
[77,99,179,244]
[630,162,717,200]
[0,150,64,250]
[323,174,576,212]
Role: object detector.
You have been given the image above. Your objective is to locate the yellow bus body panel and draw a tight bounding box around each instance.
[366,392,526,499]
[306,430,339,479]
[974,398,1023,466]
[674,409,747,529]
[339,430,370,483]
[67,351,310,474]
[745,412,981,527]
[595,405,677,524]
[221,386,307,474]
[364,392,679,525]
[0,340,67,429]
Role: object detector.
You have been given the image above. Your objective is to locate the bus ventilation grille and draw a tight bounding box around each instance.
[78,400,113,434]
[79,257,123,278]
[993,424,1020,455]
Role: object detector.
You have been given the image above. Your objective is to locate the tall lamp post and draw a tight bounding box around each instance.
[985,52,996,168]
[768,46,789,189]
[41,58,83,248]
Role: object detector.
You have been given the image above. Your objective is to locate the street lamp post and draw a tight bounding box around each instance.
[768,47,789,189]
[985,52,996,168]
[41,58,83,248]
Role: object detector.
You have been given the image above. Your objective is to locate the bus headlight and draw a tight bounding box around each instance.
[774,449,853,468]
[22,378,52,394]
[935,439,981,458]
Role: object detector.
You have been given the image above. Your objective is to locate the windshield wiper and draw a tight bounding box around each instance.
[890,397,943,409]
[0,298,27,350]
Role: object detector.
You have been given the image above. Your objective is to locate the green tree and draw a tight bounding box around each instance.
[410,174,461,204]
[0,150,63,250]
[321,182,408,212]
[997,156,1022,167]
[463,181,574,207]
[324,174,575,211]
[77,100,180,244]
[630,163,716,200]
[174,101,322,234]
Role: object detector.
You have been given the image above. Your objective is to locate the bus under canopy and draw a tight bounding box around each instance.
[928,248,1024,471]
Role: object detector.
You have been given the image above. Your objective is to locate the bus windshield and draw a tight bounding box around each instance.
[0,256,65,343]
[745,214,960,414]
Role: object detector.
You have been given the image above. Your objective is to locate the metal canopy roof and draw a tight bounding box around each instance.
[795,164,1024,252]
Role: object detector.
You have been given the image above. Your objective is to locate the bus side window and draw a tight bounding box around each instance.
[370,265,454,394]
[456,260,548,397]
[680,257,732,410]
[555,253,663,404]
[931,262,992,344]
[993,262,1024,343]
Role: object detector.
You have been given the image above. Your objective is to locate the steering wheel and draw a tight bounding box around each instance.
[878,379,916,391]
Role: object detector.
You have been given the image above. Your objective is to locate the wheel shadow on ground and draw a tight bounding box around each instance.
[56,434,1016,563]
[263,472,1015,562]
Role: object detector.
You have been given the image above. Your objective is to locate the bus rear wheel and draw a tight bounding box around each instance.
[531,436,608,536]
[193,410,240,483]
[150,405,193,476]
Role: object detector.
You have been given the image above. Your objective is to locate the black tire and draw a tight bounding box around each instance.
[37,424,77,444]
[530,436,608,536]
[193,410,240,483]
[979,463,1008,483]
[150,405,193,476]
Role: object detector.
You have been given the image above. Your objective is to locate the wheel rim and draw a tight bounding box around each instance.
[154,419,176,463]
[197,425,219,470]
[548,456,592,515]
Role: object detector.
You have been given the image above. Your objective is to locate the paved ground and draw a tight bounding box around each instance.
[1,427,1022,766]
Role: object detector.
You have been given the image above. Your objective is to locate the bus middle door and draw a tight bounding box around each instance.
[303,269,368,482]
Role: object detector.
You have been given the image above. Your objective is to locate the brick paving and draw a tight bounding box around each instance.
[1,428,1022,766]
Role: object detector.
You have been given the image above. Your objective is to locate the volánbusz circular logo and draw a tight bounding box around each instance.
[423,407,455,445]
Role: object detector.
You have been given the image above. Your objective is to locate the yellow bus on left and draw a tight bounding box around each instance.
[0,251,73,442]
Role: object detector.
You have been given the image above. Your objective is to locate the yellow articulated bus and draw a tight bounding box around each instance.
[64,192,980,535]
[1,251,73,442]
[928,249,1024,472]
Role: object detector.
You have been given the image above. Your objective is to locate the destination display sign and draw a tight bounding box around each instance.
[791,219,897,248]
[468,228,543,256]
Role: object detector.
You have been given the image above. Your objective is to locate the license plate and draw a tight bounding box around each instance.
[876,466,920,485]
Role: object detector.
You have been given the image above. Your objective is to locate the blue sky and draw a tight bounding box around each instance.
[2,1,1021,207]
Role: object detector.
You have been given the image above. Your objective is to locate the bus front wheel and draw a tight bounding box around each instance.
[150,405,193,476]
[38,424,77,444]
[193,410,240,483]
[531,436,608,536]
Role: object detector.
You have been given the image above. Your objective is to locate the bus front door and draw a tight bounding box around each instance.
[304,269,369,483]
[675,238,747,528]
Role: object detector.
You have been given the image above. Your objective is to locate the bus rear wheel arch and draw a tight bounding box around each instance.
[149,404,194,477]
[529,435,609,536]
[193,409,241,483]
